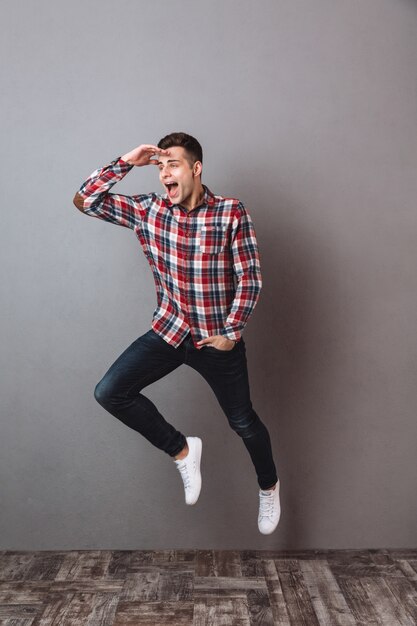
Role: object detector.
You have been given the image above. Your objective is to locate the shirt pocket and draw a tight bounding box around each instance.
[199,225,228,254]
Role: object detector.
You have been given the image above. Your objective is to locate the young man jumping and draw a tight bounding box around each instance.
[73,132,280,534]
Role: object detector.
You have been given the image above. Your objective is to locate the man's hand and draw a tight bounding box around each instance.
[121,144,170,167]
[196,335,236,351]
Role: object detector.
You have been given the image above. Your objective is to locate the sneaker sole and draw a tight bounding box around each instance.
[186,437,202,505]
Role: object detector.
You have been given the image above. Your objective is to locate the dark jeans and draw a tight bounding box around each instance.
[94,329,278,490]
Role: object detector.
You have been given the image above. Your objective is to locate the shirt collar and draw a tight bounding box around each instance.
[163,184,215,209]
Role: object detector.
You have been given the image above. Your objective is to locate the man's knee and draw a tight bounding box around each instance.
[228,407,262,438]
[94,377,113,408]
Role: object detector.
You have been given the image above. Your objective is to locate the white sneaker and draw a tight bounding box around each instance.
[174,436,202,505]
[258,479,281,534]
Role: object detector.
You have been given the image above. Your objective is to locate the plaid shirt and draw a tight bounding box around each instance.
[74,156,262,348]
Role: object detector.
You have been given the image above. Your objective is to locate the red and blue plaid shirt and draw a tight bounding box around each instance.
[74,156,262,348]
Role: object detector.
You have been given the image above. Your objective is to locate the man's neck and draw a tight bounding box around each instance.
[181,183,205,212]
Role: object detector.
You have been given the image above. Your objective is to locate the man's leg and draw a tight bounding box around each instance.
[186,339,278,490]
[187,338,281,531]
[94,328,186,457]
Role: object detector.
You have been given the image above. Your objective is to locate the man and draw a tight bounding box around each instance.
[73,132,280,534]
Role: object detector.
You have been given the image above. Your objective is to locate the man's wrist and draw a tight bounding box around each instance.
[220,328,241,343]
[120,154,134,165]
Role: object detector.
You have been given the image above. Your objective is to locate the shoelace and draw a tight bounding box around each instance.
[259,491,275,519]
[176,461,191,490]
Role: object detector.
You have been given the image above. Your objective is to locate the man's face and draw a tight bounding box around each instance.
[158,146,201,204]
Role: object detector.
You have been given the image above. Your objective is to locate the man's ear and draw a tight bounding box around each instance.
[193,161,202,177]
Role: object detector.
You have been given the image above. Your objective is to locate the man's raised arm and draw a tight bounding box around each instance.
[73,145,169,229]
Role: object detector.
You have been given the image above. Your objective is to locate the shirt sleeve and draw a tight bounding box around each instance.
[220,202,263,342]
[73,156,152,229]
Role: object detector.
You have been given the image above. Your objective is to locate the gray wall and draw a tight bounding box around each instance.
[1,0,416,550]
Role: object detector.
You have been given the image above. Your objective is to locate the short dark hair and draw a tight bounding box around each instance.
[157,132,203,167]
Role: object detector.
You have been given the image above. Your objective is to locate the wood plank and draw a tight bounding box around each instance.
[121,572,160,601]
[113,600,193,625]
[34,592,95,625]
[84,592,120,626]
[213,551,242,577]
[336,577,381,626]
[33,593,119,626]
[381,573,417,624]
[157,570,194,601]
[396,559,417,582]
[31,591,73,625]
[2,618,36,626]
[262,559,291,625]
[360,576,416,626]
[405,560,417,576]
[193,589,247,599]
[0,602,39,620]
[0,581,51,603]
[327,550,386,579]
[368,550,405,577]
[125,551,154,570]
[35,581,123,594]
[194,576,267,592]
[104,551,135,580]
[240,551,265,578]
[275,560,320,626]
[195,551,216,577]
[1,617,33,626]
[0,553,37,581]
[246,588,275,625]
[299,559,356,626]
[192,597,250,626]
[54,551,113,581]
[23,555,64,582]
[385,550,417,560]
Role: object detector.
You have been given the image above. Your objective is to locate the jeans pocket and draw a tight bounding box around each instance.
[206,343,237,353]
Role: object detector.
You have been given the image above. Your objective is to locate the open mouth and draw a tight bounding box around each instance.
[165,182,179,197]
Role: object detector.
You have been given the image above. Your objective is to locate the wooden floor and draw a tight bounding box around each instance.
[0,549,416,625]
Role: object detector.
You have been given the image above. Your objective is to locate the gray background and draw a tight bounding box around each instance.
[1,0,416,550]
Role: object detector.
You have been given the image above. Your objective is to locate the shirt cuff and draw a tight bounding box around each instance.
[114,156,135,169]
[220,327,241,342]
